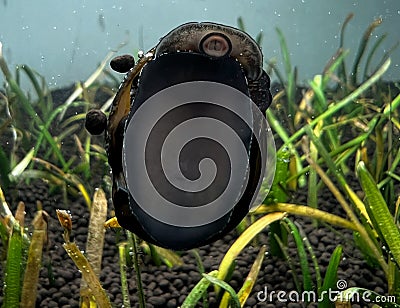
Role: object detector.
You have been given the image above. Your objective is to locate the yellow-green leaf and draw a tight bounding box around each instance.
[216,212,286,292]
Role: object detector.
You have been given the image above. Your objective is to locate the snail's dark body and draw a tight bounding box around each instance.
[85,22,273,250]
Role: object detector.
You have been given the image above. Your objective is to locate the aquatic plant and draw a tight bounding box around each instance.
[0,42,113,206]
[261,16,399,307]
[233,14,400,307]
[0,14,399,308]
[0,186,44,308]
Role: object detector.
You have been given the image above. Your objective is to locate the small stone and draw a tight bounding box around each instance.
[159,279,170,289]
[147,296,166,306]
[153,288,164,296]
[173,278,184,288]
[166,298,177,308]
[148,281,157,290]
[58,297,69,305]
[246,297,257,306]
[54,277,66,288]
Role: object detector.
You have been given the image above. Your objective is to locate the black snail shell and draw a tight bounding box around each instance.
[85,22,275,250]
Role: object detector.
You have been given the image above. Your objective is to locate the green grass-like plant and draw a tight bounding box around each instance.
[1,14,399,308]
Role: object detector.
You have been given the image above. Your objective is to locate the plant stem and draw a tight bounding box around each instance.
[127,231,146,308]
[118,243,131,308]
[257,203,357,231]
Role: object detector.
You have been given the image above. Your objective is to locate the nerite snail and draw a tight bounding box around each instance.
[85,22,276,250]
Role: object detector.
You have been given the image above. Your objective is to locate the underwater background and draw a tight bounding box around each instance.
[0,0,399,88]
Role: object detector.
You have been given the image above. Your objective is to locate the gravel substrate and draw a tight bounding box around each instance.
[0,177,387,308]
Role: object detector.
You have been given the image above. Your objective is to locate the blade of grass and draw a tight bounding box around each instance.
[357,161,400,269]
[203,273,240,308]
[190,249,205,274]
[18,65,47,108]
[14,200,25,228]
[255,203,357,231]
[80,188,108,306]
[27,157,92,208]
[363,33,387,79]
[297,222,322,294]
[237,245,267,306]
[283,218,313,292]
[118,242,131,308]
[350,17,382,87]
[266,110,306,186]
[3,222,23,307]
[322,48,349,87]
[220,246,267,307]
[276,27,296,126]
[151,245,184,268]
[237,17,245,31]
[8,147,34,181]
[37,125,67,168]
[181,270,218,308]
[216,212,286,293]
[273,233,302,293]
[265,148,290,256]
[0,44,63,163]
[319,245,342,307]
[126,230,146,308]
[56,209,111,307]
[20,210,48,308]
[338,13,354,84]
[308,120,320,214]
[58,51,115,120]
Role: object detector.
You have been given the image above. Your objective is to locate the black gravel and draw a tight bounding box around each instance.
[0,176,387,308]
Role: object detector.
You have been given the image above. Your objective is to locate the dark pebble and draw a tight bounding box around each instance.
[230,279,238,289]
[147,296,166,306]
[147,281,157,290]
[177,272,189,283]
[166,298,177,308]
[171,289,181,297]
[308,234,319,246]
[54,277,66,288]
[47,300,59,307]
[153,288,164,296]
[58,296,69,305]
[60,285,71,297]
[59,269,74,281]
[246,297,257,306]
[374,286,385,294]
[158,279,170,289]
[264,264,274,274]
[173,278,184,288]
[178,294,187,304]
